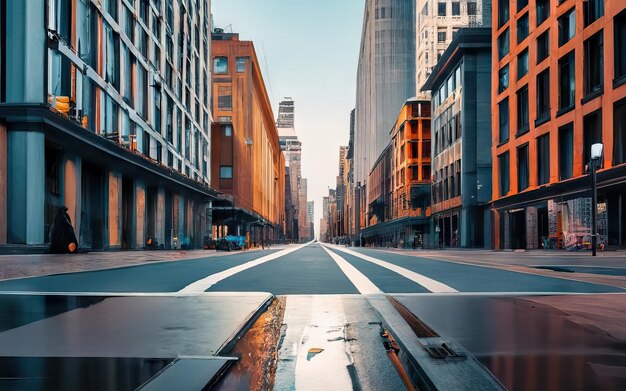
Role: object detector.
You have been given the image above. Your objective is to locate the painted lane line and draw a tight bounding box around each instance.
[179,242,313,293]
[327,245,458,293]
[321,245,383,295]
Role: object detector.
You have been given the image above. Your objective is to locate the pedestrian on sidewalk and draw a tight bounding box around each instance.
[49,206,78,254]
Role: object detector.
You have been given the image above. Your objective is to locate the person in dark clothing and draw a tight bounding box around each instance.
[49,206,78,254]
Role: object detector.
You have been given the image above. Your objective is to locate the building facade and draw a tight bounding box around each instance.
[210,31,285,243]
[354,0,416,226]
[1,0,214,250]
[416,0,492,90]
[492,0,626,250]
[423,28,493,248]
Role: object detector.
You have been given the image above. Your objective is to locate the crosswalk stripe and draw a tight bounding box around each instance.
[321,245,383,295]
[326,245,458,293]
[178,242,313,293]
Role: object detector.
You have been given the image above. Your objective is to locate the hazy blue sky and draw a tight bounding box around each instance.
[212,0,364,237]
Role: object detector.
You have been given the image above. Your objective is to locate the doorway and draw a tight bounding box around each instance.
[80,162,105,250]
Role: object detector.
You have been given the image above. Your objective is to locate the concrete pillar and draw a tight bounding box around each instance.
[0,123,6,244]
[64,155,82,237]
[135,181,146,248]
[178,195,185,244]
[156,188,165,246]
[108,171,122,248]
[7,131,45,244]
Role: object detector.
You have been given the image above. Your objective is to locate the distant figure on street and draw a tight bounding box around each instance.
[49,206,78,254]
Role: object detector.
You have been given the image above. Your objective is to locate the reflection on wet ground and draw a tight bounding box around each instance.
[0,357,172,391]
[394,294,626,391]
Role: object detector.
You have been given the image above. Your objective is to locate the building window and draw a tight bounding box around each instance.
[499,64,509,93]
[537,30,550,64]
[104,22,120,90]
[616,10,626,81]
[136,64,148,119]
[422,165,431,181]
[498,0,510,28]
[438,2,446,16]
[499,98,510,143]
[220,166,233,179]
[438,30,446,43]
[558,8,576,46]
[498,28,510,60]
[213,57,228,74]
[584,31,604,97]
[223,125,232,137]
[559,51,575,111]
[517,49,528,79]
[536,69,550,123]
[499,152,510,197]
[584,0,604,27]
[468,2,477,16]
[559,123,574,180]
[517,85,529,134]
[125,6,135,41]
[154,88,161,133]
[517,13,529,43]
[518,0,528,11]
[537,133,550,185]
[217,85,232,110]
[451,2,460,16]
[583,109,602,169]
[614,98,626,165]
[536,0,550,26]
[517,144,529,191]
[236,57,246,73]
[411,165,419,180]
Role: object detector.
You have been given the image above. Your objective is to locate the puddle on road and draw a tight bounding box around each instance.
[213,297,286,391]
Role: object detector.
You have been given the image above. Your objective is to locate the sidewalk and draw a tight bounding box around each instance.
[365,247,626,289]
[0,245,287,281]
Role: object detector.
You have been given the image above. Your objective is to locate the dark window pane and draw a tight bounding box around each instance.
[517,13,529,43]
[518,0,528,12]
[452,2,460,16]
[498,0,510,28]
[517,49,528,79]
[213,57,228,74]
[499,152,510,196]
[537,30,550,64]
[499,64,509,93]
[438,2,446,16]
[614,98,626,165]
[559,51,575,110]
[537,134,550,185]
[536,69,550,122]
[583,109,602,170]
[518,144,529,191]
[559,123,574,180]
[558,8,576,46]
[220,166,233,179]
[616,10,626,80]
[499,98,510,143]
[517,85,529,134]
[536,0,550,26]
[584,0,604,27]
[468,2,477,16]
[498,28,510,60]
[584,31,604,96]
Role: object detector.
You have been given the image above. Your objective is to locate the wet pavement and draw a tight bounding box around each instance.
[1,243,625,389]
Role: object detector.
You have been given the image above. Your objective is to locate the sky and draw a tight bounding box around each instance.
[212,0,364,238]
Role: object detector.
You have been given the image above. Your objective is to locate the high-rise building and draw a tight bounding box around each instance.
[307,200,315,240]
[298,178,310,242]
[491,0,626,250]
[354,0,416,188]
[210,30,285,243]
[423,28,492,248]
[416,0,492,90]
[0,0,215,250]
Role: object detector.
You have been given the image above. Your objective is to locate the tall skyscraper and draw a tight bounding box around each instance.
[354,0,416,186]
[415,0,492,90]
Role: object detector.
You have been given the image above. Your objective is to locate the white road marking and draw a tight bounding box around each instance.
[321,245,383,295]
[326,245,458,293]
[178,242,313,293]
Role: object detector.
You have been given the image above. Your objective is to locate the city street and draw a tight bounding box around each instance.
[0,244,625,390]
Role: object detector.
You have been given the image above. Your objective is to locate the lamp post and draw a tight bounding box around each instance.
[590,143,604,257]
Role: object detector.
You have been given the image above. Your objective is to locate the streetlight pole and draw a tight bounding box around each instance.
[590,143,604,257]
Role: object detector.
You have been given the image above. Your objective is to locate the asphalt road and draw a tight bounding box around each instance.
[0,243,622,294]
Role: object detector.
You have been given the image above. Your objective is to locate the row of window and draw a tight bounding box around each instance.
[498,99,626,197]
[498,0,603,30]
[434,107,462,155]
[436,1,478,17]
[432,160,461,204]
[214,57,247,75]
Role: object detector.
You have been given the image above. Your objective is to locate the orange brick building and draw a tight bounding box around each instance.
[210,31,285,242]
[492,0,626,249]
[361,98,432,248]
